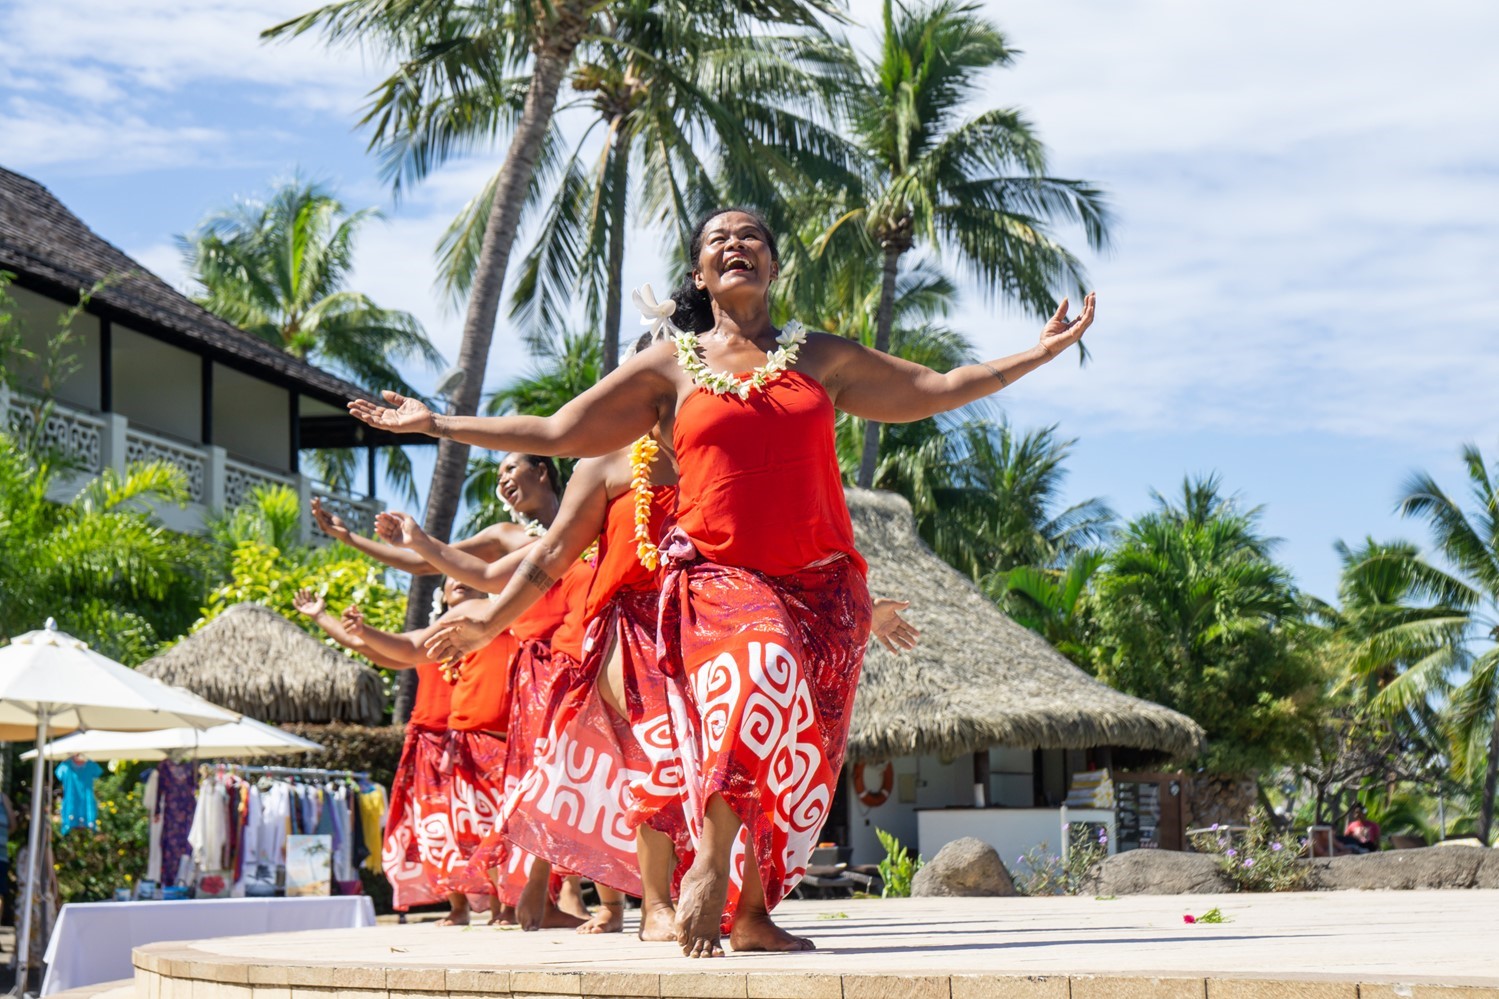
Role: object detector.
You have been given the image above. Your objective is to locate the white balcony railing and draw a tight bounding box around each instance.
[1,387,381,540]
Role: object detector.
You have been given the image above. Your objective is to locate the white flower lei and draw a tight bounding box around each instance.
[674,320,806,400]
[497,495,546,537]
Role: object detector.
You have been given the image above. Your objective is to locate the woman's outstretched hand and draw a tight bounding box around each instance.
[375,511,425,548]
[871,598,920,654]
[424,611,496,663]
[310,497,350,541]
[1038,293,1096,357]
[348,391,437,436]
[292,589,325,618]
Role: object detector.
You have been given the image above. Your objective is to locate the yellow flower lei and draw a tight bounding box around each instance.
[629,435,661,570]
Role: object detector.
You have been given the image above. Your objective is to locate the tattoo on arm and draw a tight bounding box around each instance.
[517,558,555,592]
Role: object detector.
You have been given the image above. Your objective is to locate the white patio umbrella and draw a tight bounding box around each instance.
[23,715,324,762]
[0,621,238,996]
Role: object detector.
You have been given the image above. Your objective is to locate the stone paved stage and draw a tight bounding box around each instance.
[134,892,1499,999]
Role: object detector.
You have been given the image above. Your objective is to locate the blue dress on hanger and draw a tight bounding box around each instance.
[56,759,103,834]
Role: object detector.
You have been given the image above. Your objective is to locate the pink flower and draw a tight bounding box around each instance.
[1183,914,1197,924]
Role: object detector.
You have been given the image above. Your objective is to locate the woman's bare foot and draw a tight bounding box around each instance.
[637,901,678,942]
[576,901,624,934]
[674,853,731,958]
[540,900,588,929]
[557,876,591,920]
[728,910,815,953]
[487,903,517,926]
[517,874,548,931]
[435,893,470,926]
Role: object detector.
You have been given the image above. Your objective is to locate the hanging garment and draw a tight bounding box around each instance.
[257,781,291,870]
[358,783,387,875]
[55,758,103,834]
[187,777,229,871]
[153,761,197,887]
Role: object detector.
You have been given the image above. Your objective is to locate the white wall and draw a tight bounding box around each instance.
[212,362,290,471]
[5,285,101,411]
[112,325,200,441]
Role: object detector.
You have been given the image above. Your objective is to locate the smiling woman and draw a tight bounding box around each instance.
[348,203,1093,956]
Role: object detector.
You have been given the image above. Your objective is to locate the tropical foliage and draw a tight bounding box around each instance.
[180,179,441,500]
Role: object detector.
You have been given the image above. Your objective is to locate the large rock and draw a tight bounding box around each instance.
[911,837,1018,897]
[1083,849,1234,895]
[1306,845,1494,891]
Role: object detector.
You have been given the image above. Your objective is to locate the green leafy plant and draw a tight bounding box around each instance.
[1188,809,1308,892]
[1011,824,1109,896]
[875,827,923,898]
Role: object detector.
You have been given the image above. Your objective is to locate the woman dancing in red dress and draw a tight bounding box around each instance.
[351,206,1093,956]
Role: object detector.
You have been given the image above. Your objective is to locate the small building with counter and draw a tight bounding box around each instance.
[839,490,1206,868]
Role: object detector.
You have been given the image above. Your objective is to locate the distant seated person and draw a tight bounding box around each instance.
[1337,804,1380,854]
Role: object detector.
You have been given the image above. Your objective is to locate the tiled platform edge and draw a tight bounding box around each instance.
[132,943,1499,999]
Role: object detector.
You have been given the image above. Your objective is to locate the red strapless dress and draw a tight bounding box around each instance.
[661,371,872,923]
[501,485,691,897]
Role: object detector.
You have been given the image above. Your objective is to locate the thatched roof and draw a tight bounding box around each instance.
[138,604,384,725]
[847,489,1205,763]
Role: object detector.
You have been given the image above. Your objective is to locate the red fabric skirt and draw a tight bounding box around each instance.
[416,728,508,896]
[503,589,692,897]
[383,724,447,911]
[462,638,562,906]
[658,531,872,922]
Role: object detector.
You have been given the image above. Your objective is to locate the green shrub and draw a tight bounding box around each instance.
[1011,824,1109,896]
[1188,809,1308,892]
[875,828,923,897]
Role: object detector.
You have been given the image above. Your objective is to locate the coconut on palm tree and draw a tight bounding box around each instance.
[180,179,441,499]
[814,0,1112,487]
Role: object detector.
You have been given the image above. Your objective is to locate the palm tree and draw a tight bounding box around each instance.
[439,4,856,374]
[1091,476,1322,774]
[999,547,1106,665]
[0,434,204,663]
[267,0,844,651]
[180,179,441,499]
[1398,444,1499,843]
[816,0,1112,487]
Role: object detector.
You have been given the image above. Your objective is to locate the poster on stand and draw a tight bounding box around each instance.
[285,835,332,896]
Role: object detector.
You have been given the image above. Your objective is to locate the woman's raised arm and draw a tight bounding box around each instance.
[349,343,675,458]
[826,294,1095,423]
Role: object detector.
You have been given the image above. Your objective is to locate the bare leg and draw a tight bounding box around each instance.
[519,856,588,930]
[675,794,739,958]
[728,845,814,953]
[557,874,590,920]
[435,892,470,926]
[636,824,678,941]
[576,884,626,934]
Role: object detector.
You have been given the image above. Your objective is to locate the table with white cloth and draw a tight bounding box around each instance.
[41,896,377,995]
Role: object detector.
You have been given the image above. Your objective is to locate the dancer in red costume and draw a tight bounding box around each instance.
[350,207,1094,956]
[386,419,688,940]
[293,580,478,922]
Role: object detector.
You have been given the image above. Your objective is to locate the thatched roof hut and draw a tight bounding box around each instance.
[139,604,385,725]
[847,489,1204,763]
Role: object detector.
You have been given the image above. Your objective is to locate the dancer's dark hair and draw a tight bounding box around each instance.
[518,454,562,497]
[669,206,779,334]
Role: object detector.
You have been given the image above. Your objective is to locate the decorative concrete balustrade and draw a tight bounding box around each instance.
[1,387,380,540]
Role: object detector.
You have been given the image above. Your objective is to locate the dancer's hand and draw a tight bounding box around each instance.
[348,391,436,435]
[341,605,365,636]
[310,497,350,541]
[871,599,920,654]
[424,612,497,663]
[375,511,424,548]
[292,589,325,618]
[1037,293,1096,357]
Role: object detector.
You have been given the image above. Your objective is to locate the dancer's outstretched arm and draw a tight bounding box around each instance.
[293,589,421,669]
[871,598,920,654]
[329,603,435,666]
[825,294,1095,423]
[375,511,532,593]
[423,457,614,662]
[311,497,520,576]
[348,345,674,458]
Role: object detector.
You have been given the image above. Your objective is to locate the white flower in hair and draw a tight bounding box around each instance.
[631,284,680,342]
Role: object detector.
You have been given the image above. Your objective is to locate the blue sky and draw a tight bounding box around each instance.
[3,0,1497,602]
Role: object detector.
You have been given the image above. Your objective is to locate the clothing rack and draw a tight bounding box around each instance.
[212,764,371,779]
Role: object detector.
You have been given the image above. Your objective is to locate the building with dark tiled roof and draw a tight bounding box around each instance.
[0,165,426,536]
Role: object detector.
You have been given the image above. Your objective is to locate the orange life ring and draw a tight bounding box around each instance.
[855,760,894,808]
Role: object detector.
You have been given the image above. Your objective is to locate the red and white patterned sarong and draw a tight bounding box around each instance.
[421,728,508,896]
[383,724,447,910]
[658,531,872,921]
[503,589,692,896]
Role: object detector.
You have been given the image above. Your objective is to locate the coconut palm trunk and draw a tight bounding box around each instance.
[855,241,904,487]
[1482,709,1499,843]
[398,7,592,716]
[600,121,632,375]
